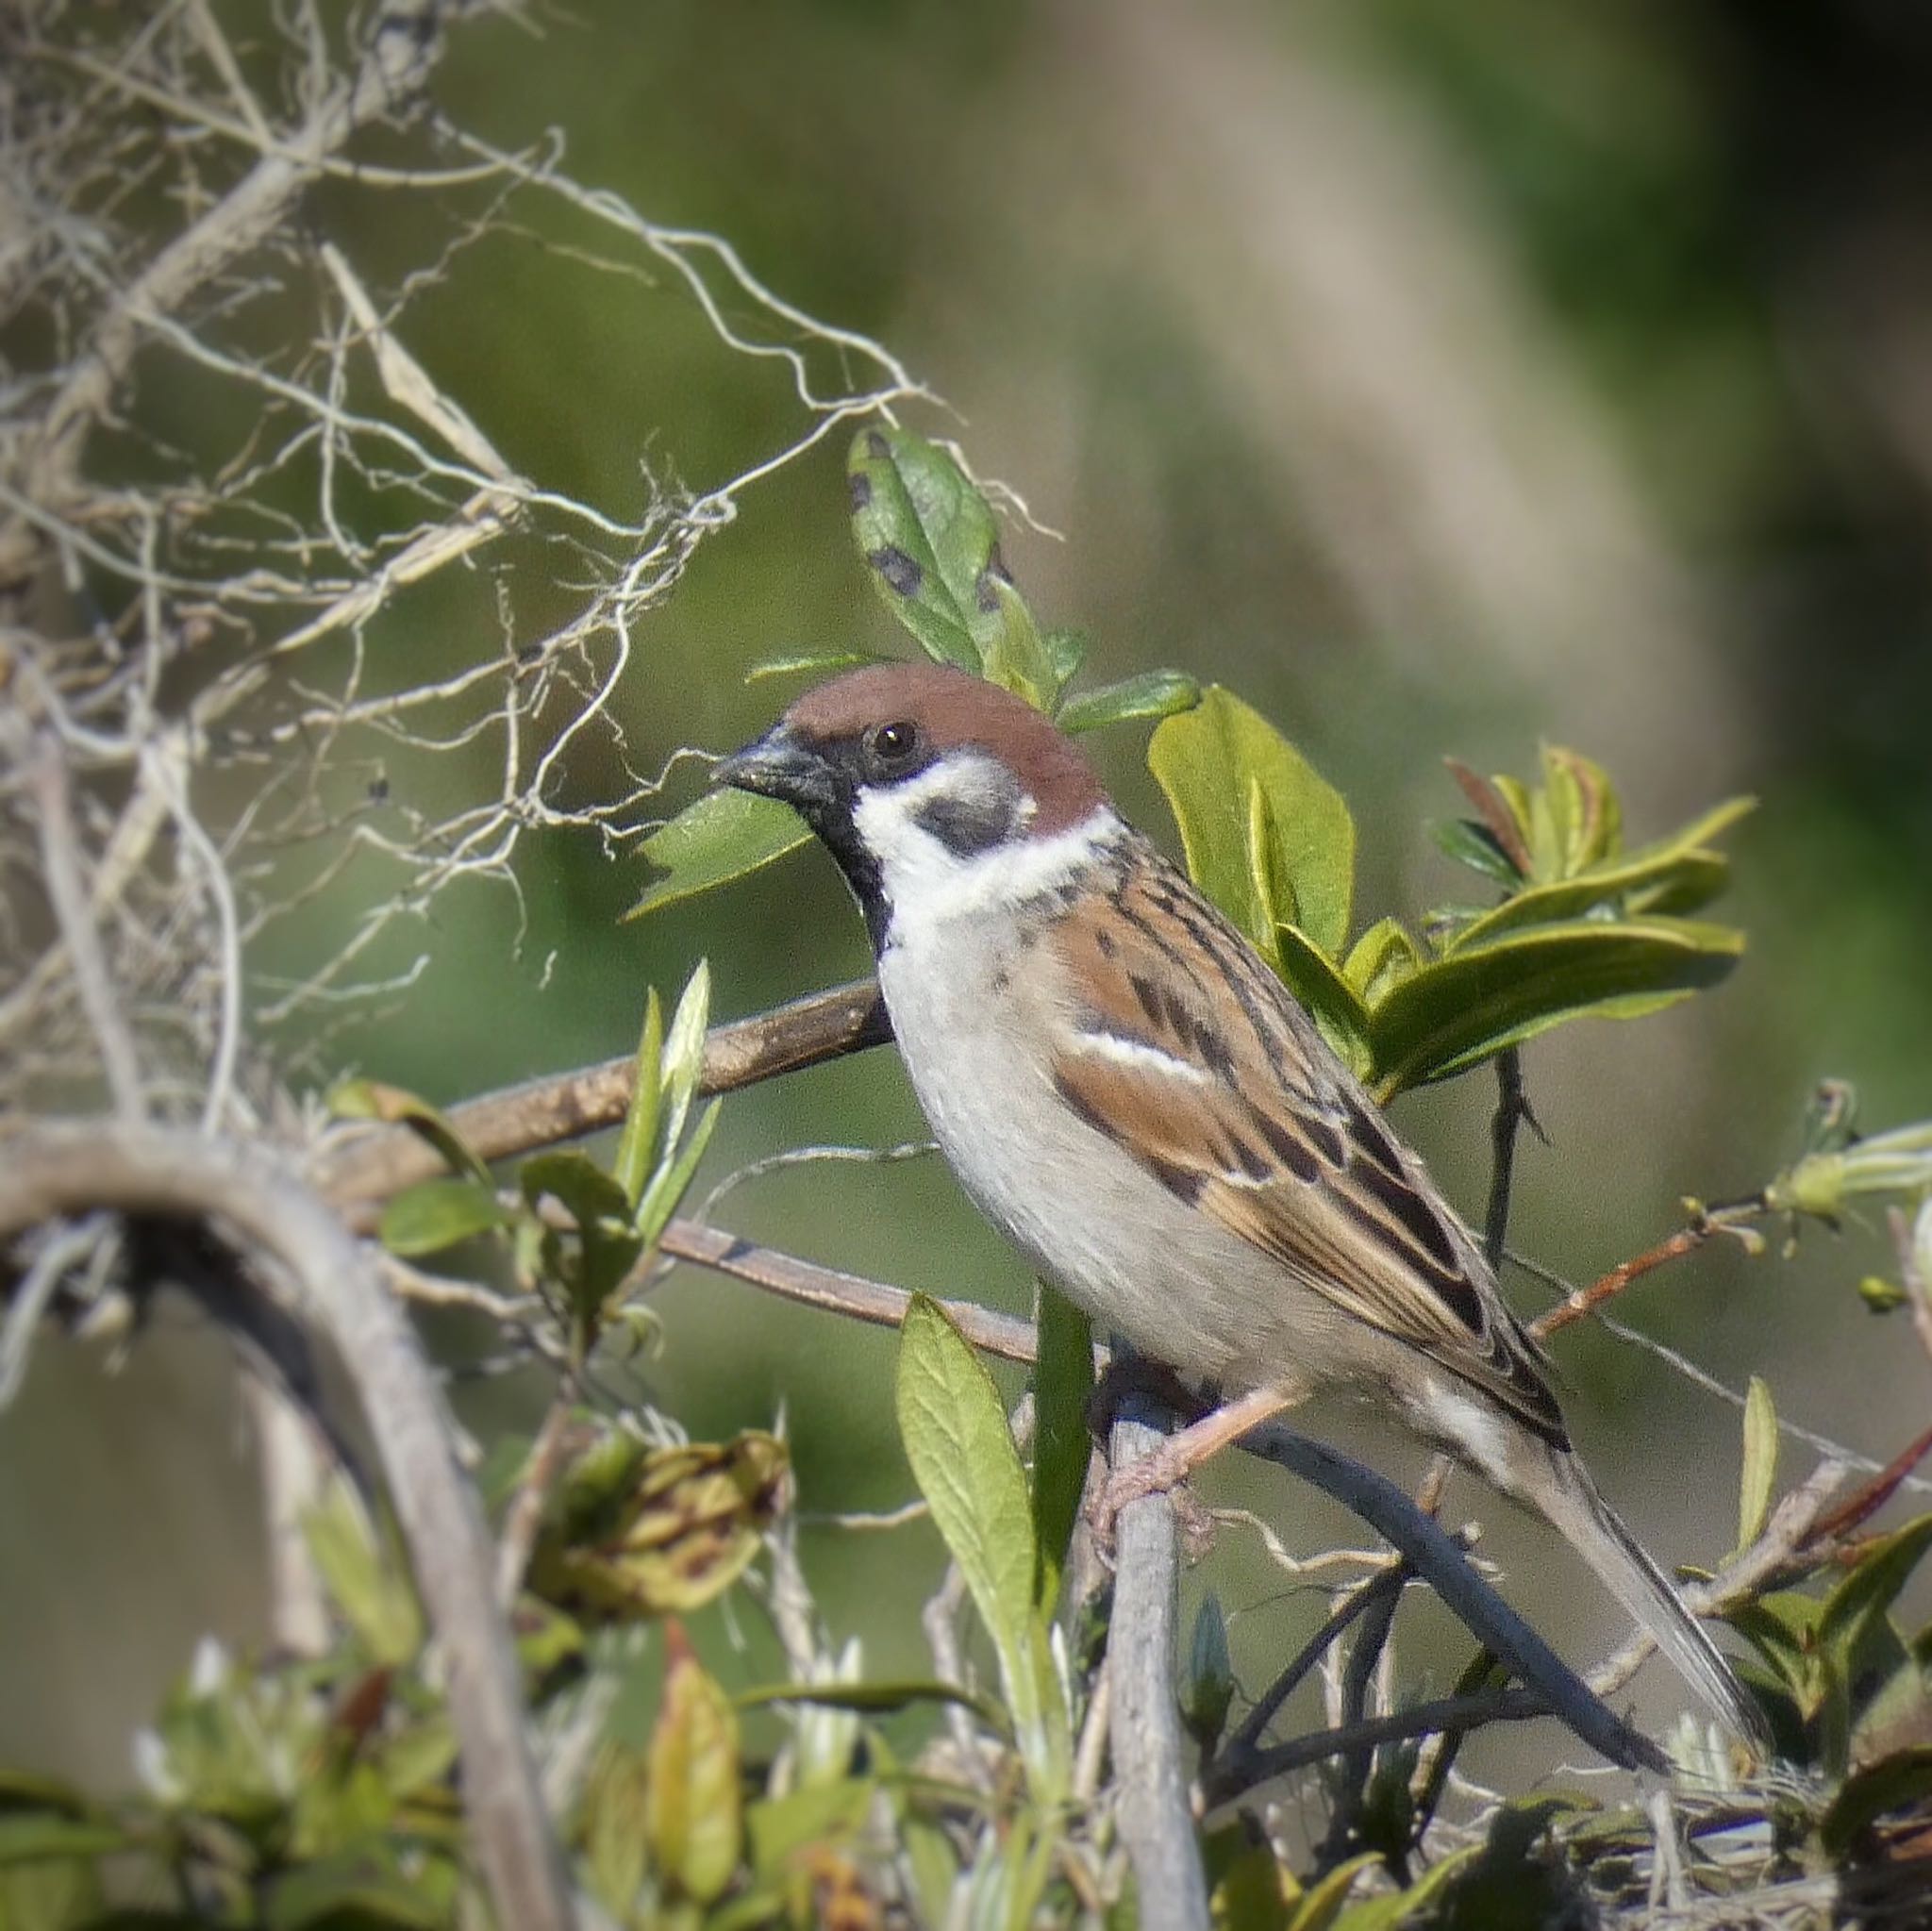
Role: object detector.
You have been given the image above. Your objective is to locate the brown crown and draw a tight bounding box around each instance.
[784,661,1109,834]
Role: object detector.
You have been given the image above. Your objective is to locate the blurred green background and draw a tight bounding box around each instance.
[7,0,1932,1791]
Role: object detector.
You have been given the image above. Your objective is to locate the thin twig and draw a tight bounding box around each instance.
[494,1390,579,1610]
[1237,1422,1664,1775]
[0,1124,575,1931]
[655,1217,1038,1363]
[1314,1573,1406,1865]
[1530,1205,1759,1341]
[1108,1389,1210,1931]
[1484,1046,1536,1272]
[26,732,145,1120]
[1224,1560,1410,1766]
[1222,1687,1556,1788]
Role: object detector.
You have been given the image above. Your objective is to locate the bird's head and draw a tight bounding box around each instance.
[716,661,1113,945]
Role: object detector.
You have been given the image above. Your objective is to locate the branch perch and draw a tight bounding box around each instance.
[1108,1390,1210,1931]
[321,979,889,1212]
[0,1124,575,1931]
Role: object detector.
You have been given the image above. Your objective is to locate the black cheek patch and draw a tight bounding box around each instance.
[848,471,872,510]
[911,791,1017,857]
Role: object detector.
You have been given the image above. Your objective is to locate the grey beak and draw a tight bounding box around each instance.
[713,724,834,810]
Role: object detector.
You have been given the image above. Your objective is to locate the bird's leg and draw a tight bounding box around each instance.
[1090,1384,1299,1545]
[1085,1352,1206,1441]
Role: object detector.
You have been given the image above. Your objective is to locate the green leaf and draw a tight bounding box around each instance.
[520,1150,642,1313]
[745,1776,876,1883]
[1148,685,1355,959]
[1736,1376,1779,1556]
[375,1177,506,1258]
[1820,1515,1932,1671]
[264,1856,455,1929]
[582,1741,652,1923]
[1274,922,1374,1078]
[1541,745,1621,874]
[1364,916,1745,1096]
[1209,1839,1292,1930]
[657,959,713,1162]
[1330,1844,1481,1931]
[1181,1595,1234,1751]
[1342,916,1424,1007]
[647,1638,742,1906]
[612,989,664,1210]
[846,424,1002,677]
[1029,1285,1093,1614]
[1283,1854,1379,1931]
[0,1854,106,1930]
[895,1296,1070,1799]
[745,647,889,683]
[1043,626,1090,685]
[1432,817,1524,889]
[302,1479,424,1666]
[521,1145,633,1234]
[1441,801,1751,953]
[1057,669,1201,734]
[1821,1747,1932,1860]
[623,789,813,922]
[980,574,1059,712]
[896,1299,1035,1664]
[0,1814,129,1866]
[325,1079,489,1186]
[635,1098,721,1251]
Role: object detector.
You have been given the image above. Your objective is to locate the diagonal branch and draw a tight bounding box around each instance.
[320,979,890,1213]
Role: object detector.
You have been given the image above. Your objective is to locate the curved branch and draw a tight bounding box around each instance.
[0,1124,575,1931]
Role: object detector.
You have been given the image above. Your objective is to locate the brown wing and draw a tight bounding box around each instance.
[1047,844,1566,1446]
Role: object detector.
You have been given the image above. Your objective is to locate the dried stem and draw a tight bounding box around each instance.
[0,1124,575,1931]
[24,733,146,1121]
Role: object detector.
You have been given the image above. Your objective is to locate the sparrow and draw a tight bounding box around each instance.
[717,658,1761,1744]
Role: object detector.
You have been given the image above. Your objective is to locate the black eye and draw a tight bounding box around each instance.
[870,720,919,763]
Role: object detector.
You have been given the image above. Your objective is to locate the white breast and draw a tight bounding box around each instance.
[869,807,1289,1382]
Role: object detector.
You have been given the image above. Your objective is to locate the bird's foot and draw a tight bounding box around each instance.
[1085,1441,1215,1555]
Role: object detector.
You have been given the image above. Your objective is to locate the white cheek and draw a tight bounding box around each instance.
[852,763,1120,942]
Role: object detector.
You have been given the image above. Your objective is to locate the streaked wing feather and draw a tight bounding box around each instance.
[1049,847,1565,1444]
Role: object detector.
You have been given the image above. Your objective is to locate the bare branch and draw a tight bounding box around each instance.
[656,1216,1037,1364]
[0,1123,576,1931]
[320,980,891,1212]
[1107,1396,1210,1931]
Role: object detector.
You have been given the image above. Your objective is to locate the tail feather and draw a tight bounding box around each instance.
[1519,1445,1768,1752]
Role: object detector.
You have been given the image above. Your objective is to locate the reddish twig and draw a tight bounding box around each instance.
[1804,1417,1932,1548]
[1530,1202,1764,1340]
